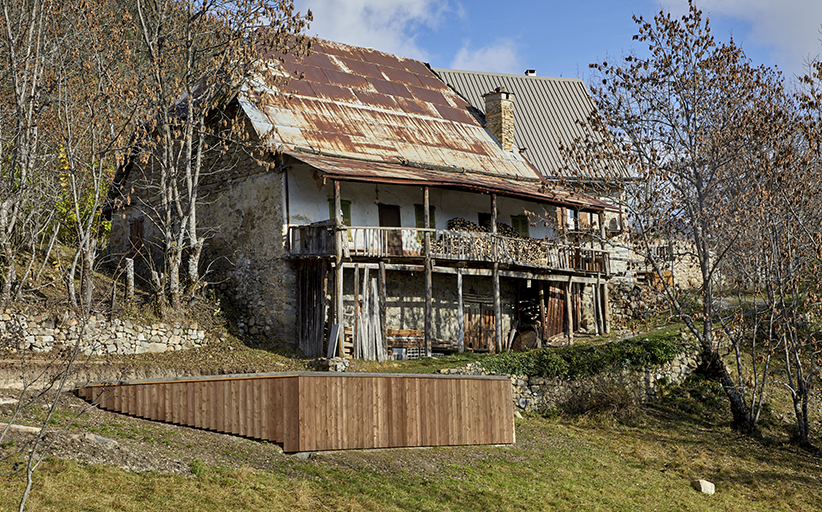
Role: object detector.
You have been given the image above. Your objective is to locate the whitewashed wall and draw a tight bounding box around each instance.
[286,164,560,239]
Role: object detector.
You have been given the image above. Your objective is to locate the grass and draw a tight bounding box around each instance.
[1,407,821,512]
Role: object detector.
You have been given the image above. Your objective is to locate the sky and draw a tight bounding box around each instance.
[292,0,822,84]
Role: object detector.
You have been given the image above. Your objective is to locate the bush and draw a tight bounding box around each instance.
[481,335,687,378]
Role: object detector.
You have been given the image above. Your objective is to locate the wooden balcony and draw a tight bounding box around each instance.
[287,223,609,275]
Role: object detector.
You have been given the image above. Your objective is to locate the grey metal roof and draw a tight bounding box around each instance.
[432,68,630,182]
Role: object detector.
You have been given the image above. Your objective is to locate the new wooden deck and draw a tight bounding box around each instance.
[75,372,515,453]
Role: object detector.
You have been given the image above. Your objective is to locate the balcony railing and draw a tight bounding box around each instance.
[287,223,609,274]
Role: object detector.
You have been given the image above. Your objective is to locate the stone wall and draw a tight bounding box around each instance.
[0,312,208,356]
[444,345,699,413]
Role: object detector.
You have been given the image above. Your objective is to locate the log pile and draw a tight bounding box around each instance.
[447,217,483,232]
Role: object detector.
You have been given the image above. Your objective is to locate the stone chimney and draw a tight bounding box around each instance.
[482,87,515,152]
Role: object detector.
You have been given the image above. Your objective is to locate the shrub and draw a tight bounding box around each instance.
[481,335,687,378]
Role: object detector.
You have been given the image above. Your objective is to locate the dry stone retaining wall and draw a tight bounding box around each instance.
[0,312,208,356]
[444,348,699,413]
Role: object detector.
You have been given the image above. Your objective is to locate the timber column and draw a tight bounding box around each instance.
[491,193,502,353]
[424,187,433,357]
[334,180,344,357]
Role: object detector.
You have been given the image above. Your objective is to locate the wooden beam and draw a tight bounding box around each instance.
[457,269,464,353]
[538,281,546,347]
[336,261,344,357]
[424,186,432,358]
[353,264,360,359]
[340,262,602,283]
[602,281,610,334]
[592,282,601,336]
[565,277,573,344]
[379,261,387,359]
[491,193,502,353]
[333,179,344,357]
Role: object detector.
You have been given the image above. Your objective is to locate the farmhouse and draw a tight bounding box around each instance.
[109,39,615,359]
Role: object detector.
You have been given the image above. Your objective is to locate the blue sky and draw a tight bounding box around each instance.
[293,0,822,83]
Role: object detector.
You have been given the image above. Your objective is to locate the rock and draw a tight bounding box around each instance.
[691,479,715,495]
[82,433,117,445]
[294,452,313,460]
[513,410,523,419]
[147,343,168,353]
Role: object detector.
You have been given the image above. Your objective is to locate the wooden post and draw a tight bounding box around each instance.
[362,266,371,360]
[491,194,502,353]
[379,261,387,358]
[602,281,610,335]
[424,186,432,358]
[353,264,360,359]
[565,278,574,345]
[538,280,547,347]
[593,281,601,336]
[457,269,464,353]
[334,180,344,357]
[598,212,610,335]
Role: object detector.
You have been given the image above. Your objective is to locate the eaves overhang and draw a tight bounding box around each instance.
[285,150,612,212]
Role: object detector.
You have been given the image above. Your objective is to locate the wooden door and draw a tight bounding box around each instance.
[378,204,402,256]
[464,302,495,352]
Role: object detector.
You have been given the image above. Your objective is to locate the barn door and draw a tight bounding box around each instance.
[544,283,566,339]
[463,301,495,352]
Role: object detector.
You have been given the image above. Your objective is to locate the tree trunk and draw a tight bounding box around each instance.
[80,238,96,314]
[168,244,182,310]
[703,351,753,433]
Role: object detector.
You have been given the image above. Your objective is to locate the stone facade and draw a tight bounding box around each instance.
[0,312,208,356]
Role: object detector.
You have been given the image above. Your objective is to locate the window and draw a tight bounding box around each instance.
[328,199,351,226]
[566,208,578,230]
[510,215,530,238]
[414,204,436,242]
[477,212,492,228]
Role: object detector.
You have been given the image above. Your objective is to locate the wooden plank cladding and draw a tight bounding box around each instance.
[75,372,514,453]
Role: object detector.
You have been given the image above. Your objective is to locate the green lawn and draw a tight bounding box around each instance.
[2,408,820,512]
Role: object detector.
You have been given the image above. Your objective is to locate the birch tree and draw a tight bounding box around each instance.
[126,0,310,310]
[0,0,59,304]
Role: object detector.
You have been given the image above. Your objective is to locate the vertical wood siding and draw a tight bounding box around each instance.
[76,373,514,453]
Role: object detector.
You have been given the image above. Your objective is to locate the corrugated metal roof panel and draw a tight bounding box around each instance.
[286,151,613,211]
[240,39,547,186]
[432,68,631,182]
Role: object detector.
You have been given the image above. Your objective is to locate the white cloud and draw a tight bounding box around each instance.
[659,0,822,77]
[450,39,523,74]
[294,0,449,61]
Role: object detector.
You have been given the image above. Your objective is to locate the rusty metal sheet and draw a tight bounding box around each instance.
[240,38,607,209]
[287,151,611,211]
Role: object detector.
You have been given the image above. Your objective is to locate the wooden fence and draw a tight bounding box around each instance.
[75,372,515,453]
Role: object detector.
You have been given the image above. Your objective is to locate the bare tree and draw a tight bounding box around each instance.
[126,0,311,310]
[0,0,61,304]
[573,1,803,433]
[46,0,142,314]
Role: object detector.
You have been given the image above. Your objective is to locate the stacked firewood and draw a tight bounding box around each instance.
[447,217,483,232]
[482,220,522,239]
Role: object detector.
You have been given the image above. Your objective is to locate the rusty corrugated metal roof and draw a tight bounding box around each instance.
[432,68,631,183]
[287,151,611,211]
[239,38,605,208]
